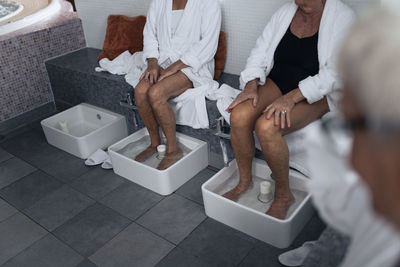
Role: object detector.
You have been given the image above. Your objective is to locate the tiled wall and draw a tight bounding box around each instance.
[0,18,86,123]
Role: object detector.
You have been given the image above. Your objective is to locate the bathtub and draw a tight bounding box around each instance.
[0,0,61,36]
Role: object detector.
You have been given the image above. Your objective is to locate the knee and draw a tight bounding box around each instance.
[148,84,167,107]
[230,103,254,129]
[255,117,280,140]
[134,80,151,100]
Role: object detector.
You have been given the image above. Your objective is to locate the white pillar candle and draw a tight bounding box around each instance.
[260,181,271,194]
[157,145,166,157]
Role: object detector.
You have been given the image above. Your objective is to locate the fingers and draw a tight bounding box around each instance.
[252,95,258,108]
[274,109,280,126]
[265,106,275,120]
[158,74,165,82]
[140,72,145,81]
[226,97,242,112]
[144,71,150,82]
[280,111,285,129]
[286,112,291,128]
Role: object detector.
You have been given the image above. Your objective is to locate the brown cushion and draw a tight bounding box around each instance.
[97,15,146,61]
[214,31,227,80]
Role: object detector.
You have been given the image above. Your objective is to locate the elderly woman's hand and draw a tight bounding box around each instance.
[264,94,296,129]
[227,79,259,112]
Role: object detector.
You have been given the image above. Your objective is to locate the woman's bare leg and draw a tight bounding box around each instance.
[134,79,161,162]
[148,71,193,170]
[255,92,329,219]
[223,79,282,201]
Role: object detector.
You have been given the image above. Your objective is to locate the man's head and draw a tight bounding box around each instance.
[339,6,400,229]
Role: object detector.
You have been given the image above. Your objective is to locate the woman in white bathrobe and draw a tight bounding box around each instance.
[134,0,221,170]
[223,0,354,219]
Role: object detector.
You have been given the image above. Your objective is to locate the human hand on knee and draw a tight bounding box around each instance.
[264,95,295,129]
[226,79,259,112]
[141,58,162,84]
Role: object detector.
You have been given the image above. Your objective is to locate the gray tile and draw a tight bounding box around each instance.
[239,215,326,267]
[24,185,95,231]
[39,152,92,183]
[90,223,174,267]
[137,194,206,244]
[0,198,17,222]
[0,171,63,210]
[238,242,284,267]
[2,234,83,267]
[0,157,36,189]
[0,148,13,163]
[53,203,131,257]
[155,247,212,267]
[0,130,56,162]
[100,183,163,220]
[176,168,216,205]
[178,218,256,267]
[0,213,47,265]
[70,167,125,200]
[0,130,89,182]
[76,259,98,267]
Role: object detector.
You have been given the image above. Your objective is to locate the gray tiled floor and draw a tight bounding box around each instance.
[2,234,83,267]
[0,213,47,265]
[0,157,36,189]
[90,223,174,267]
[0,148,12,164]
[0,199,17,223]
[0,126,326,267]
[24,185,95,231]
[137,194,207,244]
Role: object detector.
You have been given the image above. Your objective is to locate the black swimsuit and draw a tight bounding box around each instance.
[269,27,320,95]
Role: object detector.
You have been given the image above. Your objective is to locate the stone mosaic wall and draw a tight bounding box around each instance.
[0,18,86,122]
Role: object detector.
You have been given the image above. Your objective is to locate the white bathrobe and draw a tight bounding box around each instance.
[240,0,355,111]
[142,0,221,88]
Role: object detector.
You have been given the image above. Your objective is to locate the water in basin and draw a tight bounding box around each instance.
[116,135,192,169]
[0,0,20,19]
[213,170,308,217]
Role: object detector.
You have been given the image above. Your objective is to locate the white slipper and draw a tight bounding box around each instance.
[101,155,113,170]
[85,149,109,166]
[278,241,317,267]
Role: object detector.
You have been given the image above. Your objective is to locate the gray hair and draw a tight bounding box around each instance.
[338,5,400,132]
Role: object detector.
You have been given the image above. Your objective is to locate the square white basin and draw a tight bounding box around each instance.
[41,103,128,159]
[108,128,208,195]
[202,158,314,248]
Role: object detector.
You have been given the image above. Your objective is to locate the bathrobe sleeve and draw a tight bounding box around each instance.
[180,0,222,73]
[298,8,355,104]
[239,4,289,89]
[143,0,160,63]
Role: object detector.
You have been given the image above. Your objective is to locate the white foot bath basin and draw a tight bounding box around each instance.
[41,103,128,159]
[108,128,208,195]
[202,158,314,248]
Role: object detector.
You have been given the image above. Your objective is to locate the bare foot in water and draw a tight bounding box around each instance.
[157,149,183,170]
[135,145,157,162]
[265,193,295,220]
[222,180,252,202]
